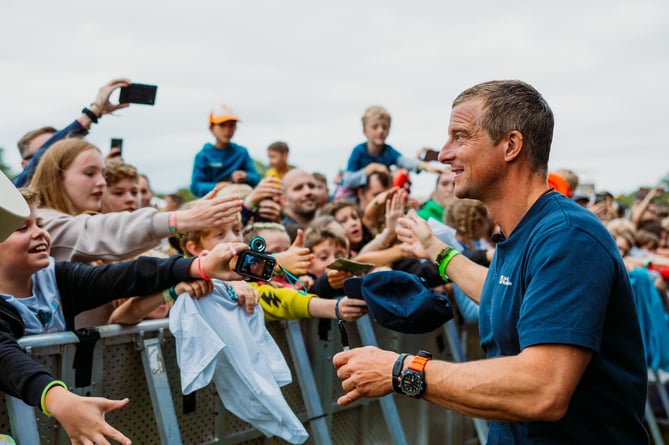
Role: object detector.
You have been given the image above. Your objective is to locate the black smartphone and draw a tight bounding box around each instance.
[594,192,608,204]
[420,149,440,162]
[110,138,123,156]
[118,83,157,105]
[235,250,277,281]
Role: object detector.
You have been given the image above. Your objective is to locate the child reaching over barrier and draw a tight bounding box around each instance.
[106,191,256,325]
[28,138,243,265]
[180,216,367,322]
[0,188,256,445]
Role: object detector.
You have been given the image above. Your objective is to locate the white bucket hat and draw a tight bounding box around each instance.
[0,171,30,242]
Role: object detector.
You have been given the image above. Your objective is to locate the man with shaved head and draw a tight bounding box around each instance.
[280,168,318,239]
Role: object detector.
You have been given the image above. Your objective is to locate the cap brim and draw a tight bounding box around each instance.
[343,277,364,300]
[0,171,30,242]
[210,115,239,124]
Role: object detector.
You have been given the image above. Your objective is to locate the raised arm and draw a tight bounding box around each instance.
[13,78,131,187]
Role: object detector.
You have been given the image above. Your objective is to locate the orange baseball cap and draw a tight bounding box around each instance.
[209,104,240,125]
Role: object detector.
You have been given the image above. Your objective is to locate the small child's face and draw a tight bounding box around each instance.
[259,229,291,254]
[268,150,288,170]
[334,206,363,246]
[363,115,390,148]
[314,179,329,207]
[309,240,348,277]
[0,207,51,275]
[101,178,140,213]
[199,219,244,251]
[210,121,237,145]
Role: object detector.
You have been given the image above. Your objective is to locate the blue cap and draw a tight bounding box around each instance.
[343,271,453,334]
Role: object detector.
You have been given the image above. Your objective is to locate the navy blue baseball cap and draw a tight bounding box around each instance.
[343,270,453,334]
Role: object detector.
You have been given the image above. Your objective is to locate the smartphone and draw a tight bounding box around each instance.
[110,138,123,156]
[118,83,157,105]
[594,192,608,204]
[420,149,439,162]
[327,258,374,275]
[235,250,277,281]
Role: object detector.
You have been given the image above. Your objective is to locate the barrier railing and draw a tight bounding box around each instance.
[1,316,482,444]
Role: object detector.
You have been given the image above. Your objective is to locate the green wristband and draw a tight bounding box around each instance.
[437,248,460,283]
[41,380,68,417]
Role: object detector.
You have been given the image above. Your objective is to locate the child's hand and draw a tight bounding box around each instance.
[46,386,131,445]
[274,229,314,275]
[297,274,314,291]
[200,242,250,278]
[385,188,408,235]
[177,194,243,232]
[247,177,283,206]
[229,280,259,314]
[231,170,248,183]
[327,269,353,289]
[176,279,213,300]
[337,296,368,322]
[363,187,398,231]
[256,198,282,222]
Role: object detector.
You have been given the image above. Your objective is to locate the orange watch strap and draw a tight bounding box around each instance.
[408,355,430,372]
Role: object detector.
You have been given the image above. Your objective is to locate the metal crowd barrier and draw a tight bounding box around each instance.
[0,316,483,444]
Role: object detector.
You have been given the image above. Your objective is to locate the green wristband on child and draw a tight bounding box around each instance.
[40,380,68,417]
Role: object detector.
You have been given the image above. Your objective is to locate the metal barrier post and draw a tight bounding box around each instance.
[285,320,333,445]
[140,334,183,445]
[355,316,408,445]
[7,396,40,445]
[443,320,489,443]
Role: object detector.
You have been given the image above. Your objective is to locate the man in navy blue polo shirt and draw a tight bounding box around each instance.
[333,80,648,444]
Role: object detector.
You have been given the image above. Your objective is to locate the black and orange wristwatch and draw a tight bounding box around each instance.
[399,350,432,398]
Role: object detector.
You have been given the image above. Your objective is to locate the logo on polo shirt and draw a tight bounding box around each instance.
[499,275,512,286]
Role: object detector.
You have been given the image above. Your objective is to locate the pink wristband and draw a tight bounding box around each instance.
[197,256,211,281]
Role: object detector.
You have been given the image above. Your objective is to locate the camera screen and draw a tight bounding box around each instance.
[236,251,275,281]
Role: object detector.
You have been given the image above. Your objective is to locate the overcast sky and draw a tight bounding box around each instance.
[1,1,667,197]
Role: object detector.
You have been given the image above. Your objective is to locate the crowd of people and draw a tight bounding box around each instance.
[1,77,668,444]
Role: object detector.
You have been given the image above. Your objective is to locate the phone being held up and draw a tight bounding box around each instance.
[420,149,440,162]
[118,83,158,105]
[110,138,123,157]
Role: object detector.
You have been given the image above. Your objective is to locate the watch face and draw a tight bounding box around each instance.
[400,371,424,397]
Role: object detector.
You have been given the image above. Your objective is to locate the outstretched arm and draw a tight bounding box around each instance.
[45,385,132,445]
[0,303,131,444]
[334,343,591,422]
